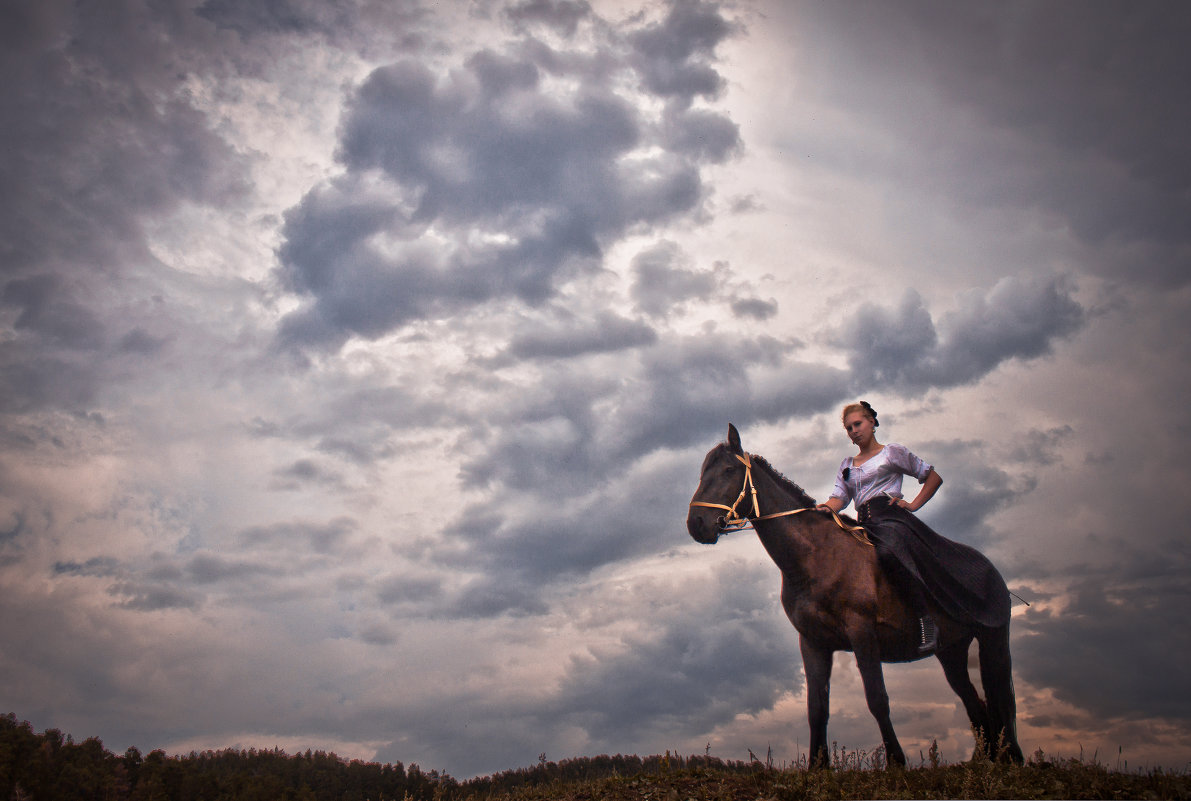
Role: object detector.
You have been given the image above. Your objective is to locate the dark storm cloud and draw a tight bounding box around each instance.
[0,0,249,423]
[440,343,852,618]
[275,0,740,351]
[798,1,1191,285]
[458,332,846,503]
[197,0,342,37]
[0,0,245,280]
[1016,572,1191,722]
[443,455,692,604]
[609,337,847,460]
[196,0,431,56]
[0,354,101,415]
[840,276,1085,392]
[2,275,105,350]
[912,439,1038,549]
[552,561,801,743]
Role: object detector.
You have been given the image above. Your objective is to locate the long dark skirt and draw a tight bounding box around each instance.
[858,495,1011,628]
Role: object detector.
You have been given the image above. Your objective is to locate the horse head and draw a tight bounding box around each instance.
[687,423,752,544]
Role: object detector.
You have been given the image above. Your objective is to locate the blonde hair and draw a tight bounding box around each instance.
[841,400,878,427]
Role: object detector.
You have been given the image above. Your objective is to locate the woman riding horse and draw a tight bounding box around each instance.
[816,401,1011,651]
[687,422,1023,767]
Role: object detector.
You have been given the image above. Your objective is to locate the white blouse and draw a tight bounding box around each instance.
[830,443,933,510]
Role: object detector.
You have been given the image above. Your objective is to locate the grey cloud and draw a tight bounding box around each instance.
[457,331,840,503]
[661,106,741,163]
[376,575,443,606]
[841,276,1085,392]
[914,439,1038,549]
[504,0,591,36]
[197,0,338,37]
[0,511,28,545]
[186,553,272,584]
[237,517,359,555]
[630,241,720,317]
[730,296,778,321]
[631,244,775,321]
[316,436,396,466]
[271,459,346,491]
[627,0,738,106]
[449,578,550,619]
[275,0,740,351]
[441,452,701,616]
[796,1,1191,286]
[0,0,249,426]
[357,621,399,646]
[553,561,800,744]
[503,312,657,362]
[117,327,171,356]
[1016,573,1191,722]
[53,557,122,577]
[2,276,105,350]
[0,353,101,415]
[1008,426,1075,467]
[109,581,202,611]
[196,0,430,55]
[609,337,846,460]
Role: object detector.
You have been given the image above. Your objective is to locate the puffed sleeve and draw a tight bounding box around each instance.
[829,457,853,503]
[885,443,933,482]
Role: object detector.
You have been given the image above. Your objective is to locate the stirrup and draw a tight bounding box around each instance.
[918,616,938,653]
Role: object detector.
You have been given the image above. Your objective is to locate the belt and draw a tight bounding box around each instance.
[857,494,895,524]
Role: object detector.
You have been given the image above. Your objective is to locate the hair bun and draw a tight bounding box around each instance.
[860,400,879,427]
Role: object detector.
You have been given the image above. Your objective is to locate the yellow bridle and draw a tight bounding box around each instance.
[690,451,872,545]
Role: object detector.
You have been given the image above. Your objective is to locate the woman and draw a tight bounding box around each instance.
[816,401,944,652]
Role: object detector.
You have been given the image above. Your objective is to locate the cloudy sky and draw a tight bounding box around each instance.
[3,0,1189,779]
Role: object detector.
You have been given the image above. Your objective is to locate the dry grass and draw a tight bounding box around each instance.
[455,746,1191,801]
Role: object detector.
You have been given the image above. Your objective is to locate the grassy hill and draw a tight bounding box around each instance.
[3,714,1187,800]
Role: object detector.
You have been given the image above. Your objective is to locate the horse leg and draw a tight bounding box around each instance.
[852,637,906,767]
[799,636,833,768]
[935,637,994,759]
[976,624,1024,764]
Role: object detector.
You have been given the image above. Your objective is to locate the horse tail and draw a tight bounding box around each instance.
[976,623,1024,764]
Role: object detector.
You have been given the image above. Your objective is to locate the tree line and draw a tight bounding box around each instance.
[1,713,761,800]
[0,713,451,801]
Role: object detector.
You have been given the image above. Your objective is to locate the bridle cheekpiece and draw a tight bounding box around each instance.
[689,451,761,532]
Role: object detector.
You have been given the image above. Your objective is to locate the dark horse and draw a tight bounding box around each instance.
[687,424,1023,768]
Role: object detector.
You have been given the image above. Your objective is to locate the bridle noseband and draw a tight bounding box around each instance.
[690,450,873,545]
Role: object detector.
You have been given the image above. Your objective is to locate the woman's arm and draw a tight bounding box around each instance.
[817,496,846,513]
[898,469,942,512]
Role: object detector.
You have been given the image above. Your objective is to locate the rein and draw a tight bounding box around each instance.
[690,452,873,546]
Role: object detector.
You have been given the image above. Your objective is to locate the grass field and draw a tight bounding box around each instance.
[459,748,1191,801]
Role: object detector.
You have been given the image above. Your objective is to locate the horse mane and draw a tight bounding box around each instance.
[749,453,818,508]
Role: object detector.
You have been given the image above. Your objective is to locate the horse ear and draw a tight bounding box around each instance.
[727,423,743,455]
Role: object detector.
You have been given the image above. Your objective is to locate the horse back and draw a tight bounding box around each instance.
[778,532,932,661]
